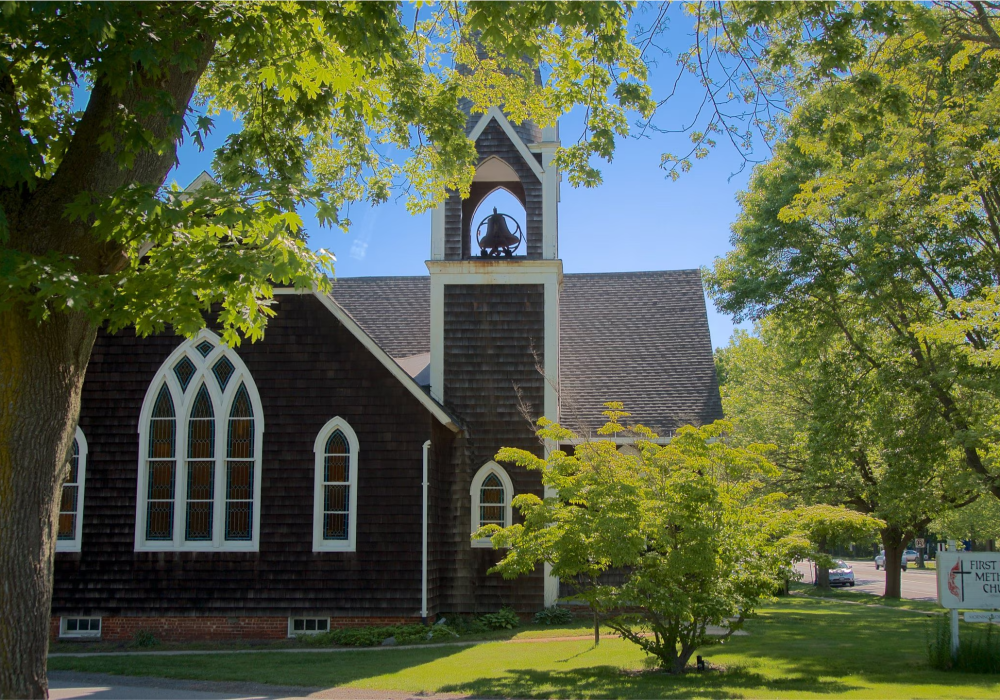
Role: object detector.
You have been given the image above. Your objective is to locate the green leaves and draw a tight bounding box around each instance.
[484,408,795,669]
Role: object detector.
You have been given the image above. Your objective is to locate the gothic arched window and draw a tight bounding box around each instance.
[470,461,514,547]
[312,418,359,552]
[135,330,263,551]
[56,427,88,552]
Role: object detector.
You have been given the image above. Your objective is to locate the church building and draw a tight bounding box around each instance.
[51,104,723,642]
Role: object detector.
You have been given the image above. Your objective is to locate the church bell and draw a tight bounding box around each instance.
[477,208,523,257]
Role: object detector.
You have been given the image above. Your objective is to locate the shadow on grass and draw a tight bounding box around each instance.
[437,664,855,699]
[48,643,471,689]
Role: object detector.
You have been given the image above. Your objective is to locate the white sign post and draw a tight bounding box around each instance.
[936,543,1000,660]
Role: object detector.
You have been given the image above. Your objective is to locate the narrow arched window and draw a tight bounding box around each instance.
[185,385,215,541]
[57,427,88,552]
[147,386,177,541]
[225,384,255,541]
[312,418,359,552]
[136,330,263,552]
[470,462,514,547]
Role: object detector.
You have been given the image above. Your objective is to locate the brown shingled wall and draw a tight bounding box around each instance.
[53,294,439,622]
[439,284,547,613]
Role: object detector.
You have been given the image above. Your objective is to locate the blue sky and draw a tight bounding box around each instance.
[166,5,758,350]
[170,114,753,350]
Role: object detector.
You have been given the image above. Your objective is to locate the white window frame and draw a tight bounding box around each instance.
[134,329,264,552]
[288,617,331,637]
[56,427,88,553]
[59,616,102,638]
[312,417,360,552]
[470,461,514,548]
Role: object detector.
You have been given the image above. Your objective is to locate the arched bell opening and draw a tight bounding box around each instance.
[462,157,528,259]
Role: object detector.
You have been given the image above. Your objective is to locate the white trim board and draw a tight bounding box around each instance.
[427,260,562,405]
[467,107,544,180]
[273,288,459,432]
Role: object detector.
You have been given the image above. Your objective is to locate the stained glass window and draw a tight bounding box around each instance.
[147,385,176,540]
[225,384,254,541]
[58,439,80,540]
[195,340,214,357]
[172,356,196,392]
[322,431,351,541]
[479,473,506,527]
[212,356,235,390]
[140,338,261,550]
[185,385,215,541]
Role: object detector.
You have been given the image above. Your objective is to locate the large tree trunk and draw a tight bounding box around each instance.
[0,304,96,699]
[881,528,906,600]
[0,11,213,694]
[816,562,831,588]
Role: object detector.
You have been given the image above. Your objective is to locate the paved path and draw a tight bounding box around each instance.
[49,671,467,700]
[795,558,938,601]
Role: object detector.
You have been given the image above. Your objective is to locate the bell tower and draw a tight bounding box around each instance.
[428,106,561,608]
[428,106,560,414]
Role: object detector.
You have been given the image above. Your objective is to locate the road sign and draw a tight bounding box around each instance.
[964,612,1000,623]
[915,538,925,548]
[936,551,1000,609]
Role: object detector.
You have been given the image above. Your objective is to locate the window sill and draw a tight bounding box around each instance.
[134,543,259,553]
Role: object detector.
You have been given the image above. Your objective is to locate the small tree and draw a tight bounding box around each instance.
[478,404,799,673]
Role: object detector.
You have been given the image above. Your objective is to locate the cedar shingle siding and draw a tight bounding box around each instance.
[55,294,439,620]
[439,284,548,613]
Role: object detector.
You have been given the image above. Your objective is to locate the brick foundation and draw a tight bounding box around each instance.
[50,615,422,643]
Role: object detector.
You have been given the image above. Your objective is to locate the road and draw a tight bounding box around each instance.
[794,558,938,601]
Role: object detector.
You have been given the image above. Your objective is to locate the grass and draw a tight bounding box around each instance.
[790,582,943,613]
[48,597,1000,699]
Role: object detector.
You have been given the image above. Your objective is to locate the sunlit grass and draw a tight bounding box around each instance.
[49,598,1000,699]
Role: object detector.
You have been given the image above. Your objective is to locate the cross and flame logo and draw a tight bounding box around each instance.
[948,558,971,601]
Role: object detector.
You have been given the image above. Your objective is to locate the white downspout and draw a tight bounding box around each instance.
[421,440,431,623]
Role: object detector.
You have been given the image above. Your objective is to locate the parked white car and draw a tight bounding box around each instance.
[874,550,908,571]
[903,549,920,563]
[828,560,856,587]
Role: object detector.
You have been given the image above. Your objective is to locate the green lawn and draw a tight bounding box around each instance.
[790,583,943,613]
[49,598,1000,699]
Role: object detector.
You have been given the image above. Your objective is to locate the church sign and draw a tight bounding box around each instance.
[936,551,1000,609]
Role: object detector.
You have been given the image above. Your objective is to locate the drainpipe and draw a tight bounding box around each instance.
[421,440,431,624]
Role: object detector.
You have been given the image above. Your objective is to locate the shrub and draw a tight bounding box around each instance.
[928,617,1000,673]
[439,615,487,635]
[534,606,575,625]
[479,607,520,630]
[130,629,159,648]
[300,623,456,647]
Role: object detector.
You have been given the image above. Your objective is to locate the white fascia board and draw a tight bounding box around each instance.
[184,171,218,193]
[273,288,460,432]
[430,202,445,260]
[425,259,562,284]
[563,436,674,446]
[467,107,544,180]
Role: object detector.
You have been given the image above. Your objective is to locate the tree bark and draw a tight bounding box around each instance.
[881,528,906,599]
[0,304,96,699]
[0,14,213,695]
[816,562,831,589]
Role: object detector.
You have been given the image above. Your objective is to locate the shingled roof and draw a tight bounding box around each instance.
[558,270,722,436]
[328,276,431,359]
[329,271,722,436]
